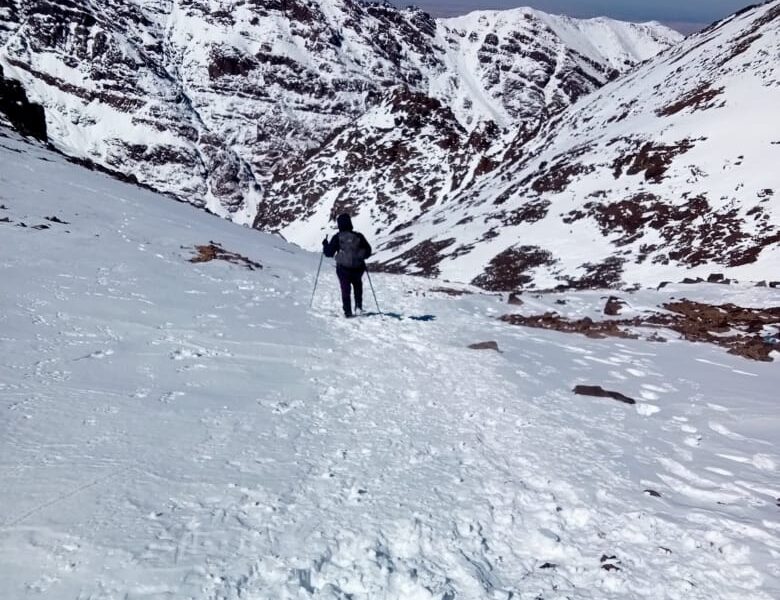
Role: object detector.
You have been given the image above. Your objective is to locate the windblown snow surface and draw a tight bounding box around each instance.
[1,131,779,599]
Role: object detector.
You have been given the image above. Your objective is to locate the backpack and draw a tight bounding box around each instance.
[335,231,364,268]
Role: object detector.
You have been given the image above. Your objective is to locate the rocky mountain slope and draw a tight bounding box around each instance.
[276,1,779,290]
[0,0,678,222]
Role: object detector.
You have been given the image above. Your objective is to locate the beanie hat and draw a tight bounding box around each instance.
[336,213,353,232]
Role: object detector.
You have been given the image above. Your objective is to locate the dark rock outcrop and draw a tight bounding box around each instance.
[573,385,636,405]
[0,65,46,141]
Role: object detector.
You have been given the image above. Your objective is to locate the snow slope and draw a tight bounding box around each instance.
[2,130,779,598]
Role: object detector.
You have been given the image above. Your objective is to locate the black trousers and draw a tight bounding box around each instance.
[336,266,363,316]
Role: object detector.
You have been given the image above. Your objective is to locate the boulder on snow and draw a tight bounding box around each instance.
[707,273,731,284]
[0,65,47,142]
[507,292,524,306]
[573,385,636,405]
[189,241,262,270]
[603,296,626,316]
[468,341,501,352]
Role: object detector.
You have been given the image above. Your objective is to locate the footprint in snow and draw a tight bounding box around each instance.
[76,349,114,360]
[708,421,745,440]
[625,367,646,377]
[639,389,660,401]
[636,403,661,416]
[170,348,204,360]
[159,391,185,403]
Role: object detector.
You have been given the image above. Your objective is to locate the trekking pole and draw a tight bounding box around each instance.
[310,252,324,308]
[365,266,382,315]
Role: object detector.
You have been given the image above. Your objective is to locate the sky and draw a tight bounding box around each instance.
[388,0,758,33]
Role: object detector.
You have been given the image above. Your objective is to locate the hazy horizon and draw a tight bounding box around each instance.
[387,0,758,34]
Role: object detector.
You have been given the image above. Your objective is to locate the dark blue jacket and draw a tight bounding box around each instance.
[323,231,372,265]
[323,214,372,268]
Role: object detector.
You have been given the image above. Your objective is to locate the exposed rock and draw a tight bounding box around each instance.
[501,312,639,340]
[468,341,501,352]
[612,139,697,183]
[604,296,626,316]
[188,242,262,271]
[656,83,724,116]
[567,257,625,290]
[655,300,780,361]
[503,298,780,361]
[430,287,473,296]
[600,554,622,571]
[472,245,556,291]
[373,237,457,277]
[707,273,731,284]
[573,385,636,405]
[0,65,47,141]
[508,292,524,306]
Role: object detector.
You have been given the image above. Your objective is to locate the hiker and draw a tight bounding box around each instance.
[323,213,372,318]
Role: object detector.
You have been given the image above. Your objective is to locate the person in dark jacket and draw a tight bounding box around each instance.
[323,213,372,318]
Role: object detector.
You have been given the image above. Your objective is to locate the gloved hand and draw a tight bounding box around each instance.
[322,236,328,246]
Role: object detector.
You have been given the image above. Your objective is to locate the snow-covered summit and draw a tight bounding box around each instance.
[431,8,681,129]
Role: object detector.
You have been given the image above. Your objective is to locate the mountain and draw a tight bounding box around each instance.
[1,125,778,599]
[0,0,679,222]
[291,0,776,290]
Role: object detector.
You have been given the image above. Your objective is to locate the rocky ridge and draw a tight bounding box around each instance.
[0,0,678,223]
[324,1,779,290]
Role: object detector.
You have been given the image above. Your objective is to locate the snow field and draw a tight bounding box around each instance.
[1,132,778,599]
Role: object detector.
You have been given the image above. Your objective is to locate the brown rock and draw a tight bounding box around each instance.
[189,241,262,271]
